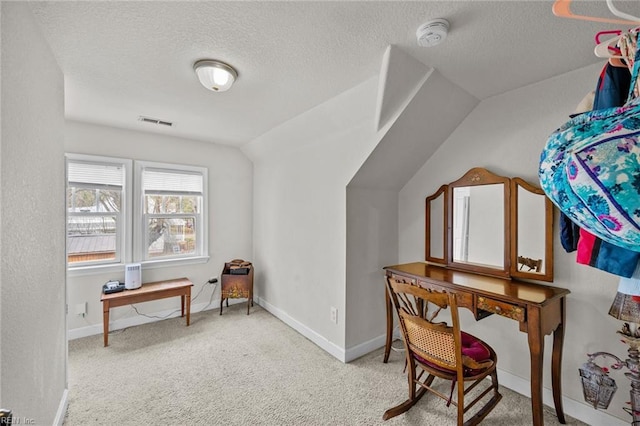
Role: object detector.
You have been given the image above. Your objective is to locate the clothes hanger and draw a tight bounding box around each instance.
[594,30,622,58]
[605,0,640,23]
[552,0,639,26]
[592,1,640,60]
[594,35,624,59]
[595,29,622,44]
[609,57,627,68]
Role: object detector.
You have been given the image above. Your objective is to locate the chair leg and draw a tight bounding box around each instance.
[462,371,503,426]
[458,380,465,426]
[383,384,430,420]
[382,372,434,421]
[408,363,416,400]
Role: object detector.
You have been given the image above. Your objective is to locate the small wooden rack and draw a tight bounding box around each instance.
[220,260,254,315]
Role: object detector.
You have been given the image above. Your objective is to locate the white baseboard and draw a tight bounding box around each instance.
[67,300,237,340]
[53,388,68,426]
[257,297,346,362]
[497,369,627,426]
[345,334,387,362]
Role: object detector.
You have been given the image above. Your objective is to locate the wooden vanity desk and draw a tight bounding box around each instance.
[383,262,570,426]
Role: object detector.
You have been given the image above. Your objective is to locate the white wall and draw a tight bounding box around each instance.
[345,49,478,358]
[243,47,479,361]
[1,3,67,423]
[65,121,253,337]
[242,77,379,357]
[345,187,398,355]
[399,61,629,424]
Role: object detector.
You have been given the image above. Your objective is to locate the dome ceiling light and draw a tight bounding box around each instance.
[194,59,238,92]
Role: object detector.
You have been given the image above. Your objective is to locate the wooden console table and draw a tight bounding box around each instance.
[383,262,570,426]
[100,277,193,347]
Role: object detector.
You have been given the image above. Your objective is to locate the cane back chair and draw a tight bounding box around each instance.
[383,276,502,425]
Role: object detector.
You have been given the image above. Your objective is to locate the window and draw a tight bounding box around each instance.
[66,155,130,267]
[136,162,207,262]
[66,154,207,273]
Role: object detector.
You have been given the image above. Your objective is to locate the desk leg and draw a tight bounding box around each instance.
[384,284,392,363]
[527,306,544,426]
[181,295,185,318]
[186,288,191,326]
[551,297,567,424]
[103,301,109,347]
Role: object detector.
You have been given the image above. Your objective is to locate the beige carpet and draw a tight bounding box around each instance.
[64,305,586,425]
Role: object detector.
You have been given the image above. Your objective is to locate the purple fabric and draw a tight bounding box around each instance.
[413,331,491,375]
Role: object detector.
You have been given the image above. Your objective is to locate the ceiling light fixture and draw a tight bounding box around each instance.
[193,59,238,92]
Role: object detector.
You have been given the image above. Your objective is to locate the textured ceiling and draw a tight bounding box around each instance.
[29,1,636,146]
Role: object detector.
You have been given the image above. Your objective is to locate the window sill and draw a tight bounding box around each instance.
[67,255,210,278]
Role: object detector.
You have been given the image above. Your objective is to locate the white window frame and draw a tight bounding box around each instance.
[66,155,209,276]
[134,160,209,267]
[66,154,132,275]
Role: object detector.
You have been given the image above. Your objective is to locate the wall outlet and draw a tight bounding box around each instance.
[75,302,87,317]
[330,307,338,324]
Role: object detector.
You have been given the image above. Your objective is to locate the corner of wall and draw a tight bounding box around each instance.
[375,45,433,133]
[241,75,378,162]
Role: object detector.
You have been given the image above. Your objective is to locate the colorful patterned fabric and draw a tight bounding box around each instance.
[575,62,640,277]
[539,32,640,252]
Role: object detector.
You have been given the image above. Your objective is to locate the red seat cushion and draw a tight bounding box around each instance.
[413,331,492,375]
[460,331,491,363]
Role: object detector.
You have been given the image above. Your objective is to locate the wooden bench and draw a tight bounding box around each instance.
[100,277,193,346]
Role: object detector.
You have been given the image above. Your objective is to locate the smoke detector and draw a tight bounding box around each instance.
[416,19,450,47]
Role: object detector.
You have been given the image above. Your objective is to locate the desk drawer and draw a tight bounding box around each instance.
[477,297,525,322]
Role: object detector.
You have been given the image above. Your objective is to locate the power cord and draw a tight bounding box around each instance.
[197,281,218,313]
[130,278,218,320]
[390,325,405,352]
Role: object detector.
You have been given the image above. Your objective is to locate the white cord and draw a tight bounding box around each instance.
[131,280,216,320]
[390,325,405,352]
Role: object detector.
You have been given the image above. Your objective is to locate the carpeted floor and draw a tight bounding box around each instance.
[64,305,586,425]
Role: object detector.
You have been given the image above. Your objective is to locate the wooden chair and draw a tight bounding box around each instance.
[383,277,502,425]
[517,256,542,272]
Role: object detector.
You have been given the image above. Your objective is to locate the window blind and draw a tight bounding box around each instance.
[68,161,124,188]
[142,168,203,195]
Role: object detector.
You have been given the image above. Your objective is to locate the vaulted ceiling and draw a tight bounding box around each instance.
[30,1,634,146]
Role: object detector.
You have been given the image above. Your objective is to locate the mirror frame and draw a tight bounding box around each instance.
[446,167,511,279]
[425,184,448,264]
[424,167,554,282]
[510,177,554,282]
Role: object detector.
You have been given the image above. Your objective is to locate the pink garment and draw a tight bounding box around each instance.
[576,228,597,265]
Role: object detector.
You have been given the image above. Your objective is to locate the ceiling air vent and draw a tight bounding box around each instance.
[138,116,174,127]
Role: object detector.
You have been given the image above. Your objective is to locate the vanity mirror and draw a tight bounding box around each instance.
[510,177,554,281]
[425,185,447,263]
[425,167,554,282]
[447,168,511,278]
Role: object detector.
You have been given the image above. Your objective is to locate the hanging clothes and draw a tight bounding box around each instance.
[539,30,640,253]
[559,91,594,253]
[574,61,640,278]
[617,260,640,298]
